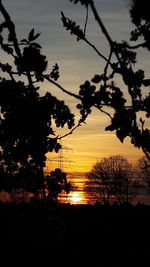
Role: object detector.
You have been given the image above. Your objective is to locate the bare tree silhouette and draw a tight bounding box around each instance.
[86,155,138,205]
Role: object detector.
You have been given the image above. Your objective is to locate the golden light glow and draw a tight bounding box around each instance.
[45,132,143,173]
[68,191,84,204]
[45,110,143,174]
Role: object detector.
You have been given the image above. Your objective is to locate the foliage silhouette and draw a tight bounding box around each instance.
[0,1,75,199]
[86,155,138,205]
[61,0,150,163]
[137,156,150,189]
[46,168,71,201]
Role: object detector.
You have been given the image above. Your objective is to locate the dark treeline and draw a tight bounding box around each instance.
[0,201,150,265]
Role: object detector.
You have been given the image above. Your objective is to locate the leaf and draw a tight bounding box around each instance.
[20,39,28,43]
[116,129,126,143]
[28,28,35,42]
[91,75,103,83]
[105,124,115,131]
[32,32,41,41]
[28,29,40,42]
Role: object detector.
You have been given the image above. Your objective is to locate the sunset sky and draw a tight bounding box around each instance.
[3,0,147,173]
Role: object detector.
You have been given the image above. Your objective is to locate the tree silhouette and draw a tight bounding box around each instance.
[46,168,71,202]
[1,0,150,200]
[0,2,75,199]
[86,155,137,205]
[137,156,150,189]
[61,0,150,162]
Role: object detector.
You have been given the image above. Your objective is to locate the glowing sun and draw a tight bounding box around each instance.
[69,192,83,204]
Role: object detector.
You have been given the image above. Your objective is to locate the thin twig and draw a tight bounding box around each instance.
[127,41,149,50]
[93,102,112,120]
[104,48,113,76]
[58,121,83,140]
[84,37,113,66]
[8,71,16,82]
[104,48,113,86]
[43,75,82,100]
[98,107,112,120]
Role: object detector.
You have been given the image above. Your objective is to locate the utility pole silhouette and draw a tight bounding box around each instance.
[47,139,74,172]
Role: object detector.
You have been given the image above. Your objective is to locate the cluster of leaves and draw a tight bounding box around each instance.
[15,29,48,79]
[114,42,137,66]
[0,80,74,167]
[76,73,129,141]
[61,12,85,41]
[130,0,150,50]
[20,28,41,47]
[77,79,126,122]
[48,63,60,81]
[0,164,70,201]
[46,168,71,201]
[0,163,43,199]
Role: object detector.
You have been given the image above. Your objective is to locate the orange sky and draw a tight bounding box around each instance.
[45,118,143,173]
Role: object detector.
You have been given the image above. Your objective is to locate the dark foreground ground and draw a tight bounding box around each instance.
[0,201,150,266]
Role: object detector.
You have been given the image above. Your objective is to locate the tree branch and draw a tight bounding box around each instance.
[0,2,22,58]
[104,48,113,86]
[84,5,89,36]
[43,75,82,100]
[89,1,114,47]
[89,1,122,66]
[0,1,33,88]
